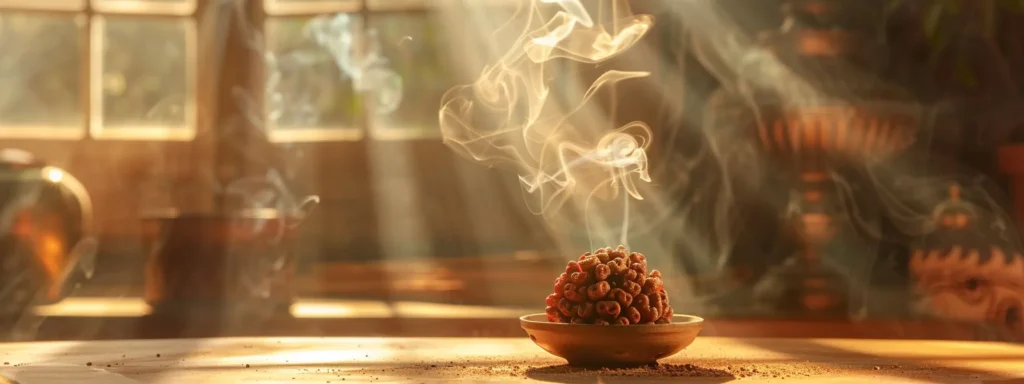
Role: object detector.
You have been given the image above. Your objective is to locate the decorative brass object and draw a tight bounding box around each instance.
[0,148,96,316]
[702,0,924,316]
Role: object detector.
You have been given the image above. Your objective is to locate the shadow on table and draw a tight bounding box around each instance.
[525,364,735,384]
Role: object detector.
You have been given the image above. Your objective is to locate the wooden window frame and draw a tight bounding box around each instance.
[0,0,200,141]
[262,13,366,143]
[260,0,452,143]
[89,14,199,140]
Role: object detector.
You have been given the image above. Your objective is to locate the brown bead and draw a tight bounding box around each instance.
[661,305,674,319]
[608,288,633,308]
[633,293,649,309]
[614,317,630,325]
[655,317,671,324]
[570,271,591,285]
[577,302,597,320]
[633,272,647,286]
[593,264,611,281]
[633,294,660,323]
[557,298,575,317]
[595,252,610,264]
[594,319,610,325]
[596,300,621,318]
[555,272,568,283]
[643,277,663,294]
[587,281,611,301]
[570,317,588,324]
[624,269,638,282]
[545,306,560,322]
[565,261,580,274]
[645,307,660,323]
[630,262,647,278]
[625,307,641,324]
[649,293,664,313]
[563,283,584,302]
[606,258,628,274]
[610,250,626,260]
[578,256,600,271]
[629,252,646,265]
[649,270,663,280]
[623,281,642,297]
[554,274,568,293]
[545,293,561,307]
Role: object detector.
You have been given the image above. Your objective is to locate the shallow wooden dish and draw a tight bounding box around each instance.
[520,313,704,367]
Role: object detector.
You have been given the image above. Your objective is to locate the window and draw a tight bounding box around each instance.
[264,14,365,142]
[262,0,455,142]
[0,12,85,139]
[366,11,451,140]
[0,0,197,140]
[92,15,196,139]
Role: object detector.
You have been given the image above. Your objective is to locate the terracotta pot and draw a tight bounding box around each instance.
[140,197,317,317]
[520,314,703,367]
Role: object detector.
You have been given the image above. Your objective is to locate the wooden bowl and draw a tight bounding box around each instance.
[520,313,704,367]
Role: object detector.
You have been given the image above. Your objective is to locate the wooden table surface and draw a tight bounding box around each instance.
[0,337,1022,383]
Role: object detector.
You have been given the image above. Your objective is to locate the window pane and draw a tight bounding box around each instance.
[265,15,363,141]
[0,13,83,138]
[368,13,450,139]
[96,17,193,139]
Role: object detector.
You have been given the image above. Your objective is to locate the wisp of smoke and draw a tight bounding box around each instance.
[438,0,655,249]
[306,13,404,115]
[221,2,390,234]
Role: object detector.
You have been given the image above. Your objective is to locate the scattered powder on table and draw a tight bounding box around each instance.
[328,355,864,381]
[530,364,731,378]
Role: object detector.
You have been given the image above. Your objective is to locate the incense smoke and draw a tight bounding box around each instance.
[306,13,403,115]
[438,0,655,249]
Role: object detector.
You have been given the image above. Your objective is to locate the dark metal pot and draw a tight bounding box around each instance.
[141,196,318,317]
[0,149,97,316]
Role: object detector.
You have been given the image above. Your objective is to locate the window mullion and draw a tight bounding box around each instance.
[83,0,95,138]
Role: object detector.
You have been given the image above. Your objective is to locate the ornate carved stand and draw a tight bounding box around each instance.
[702,0,923,316]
